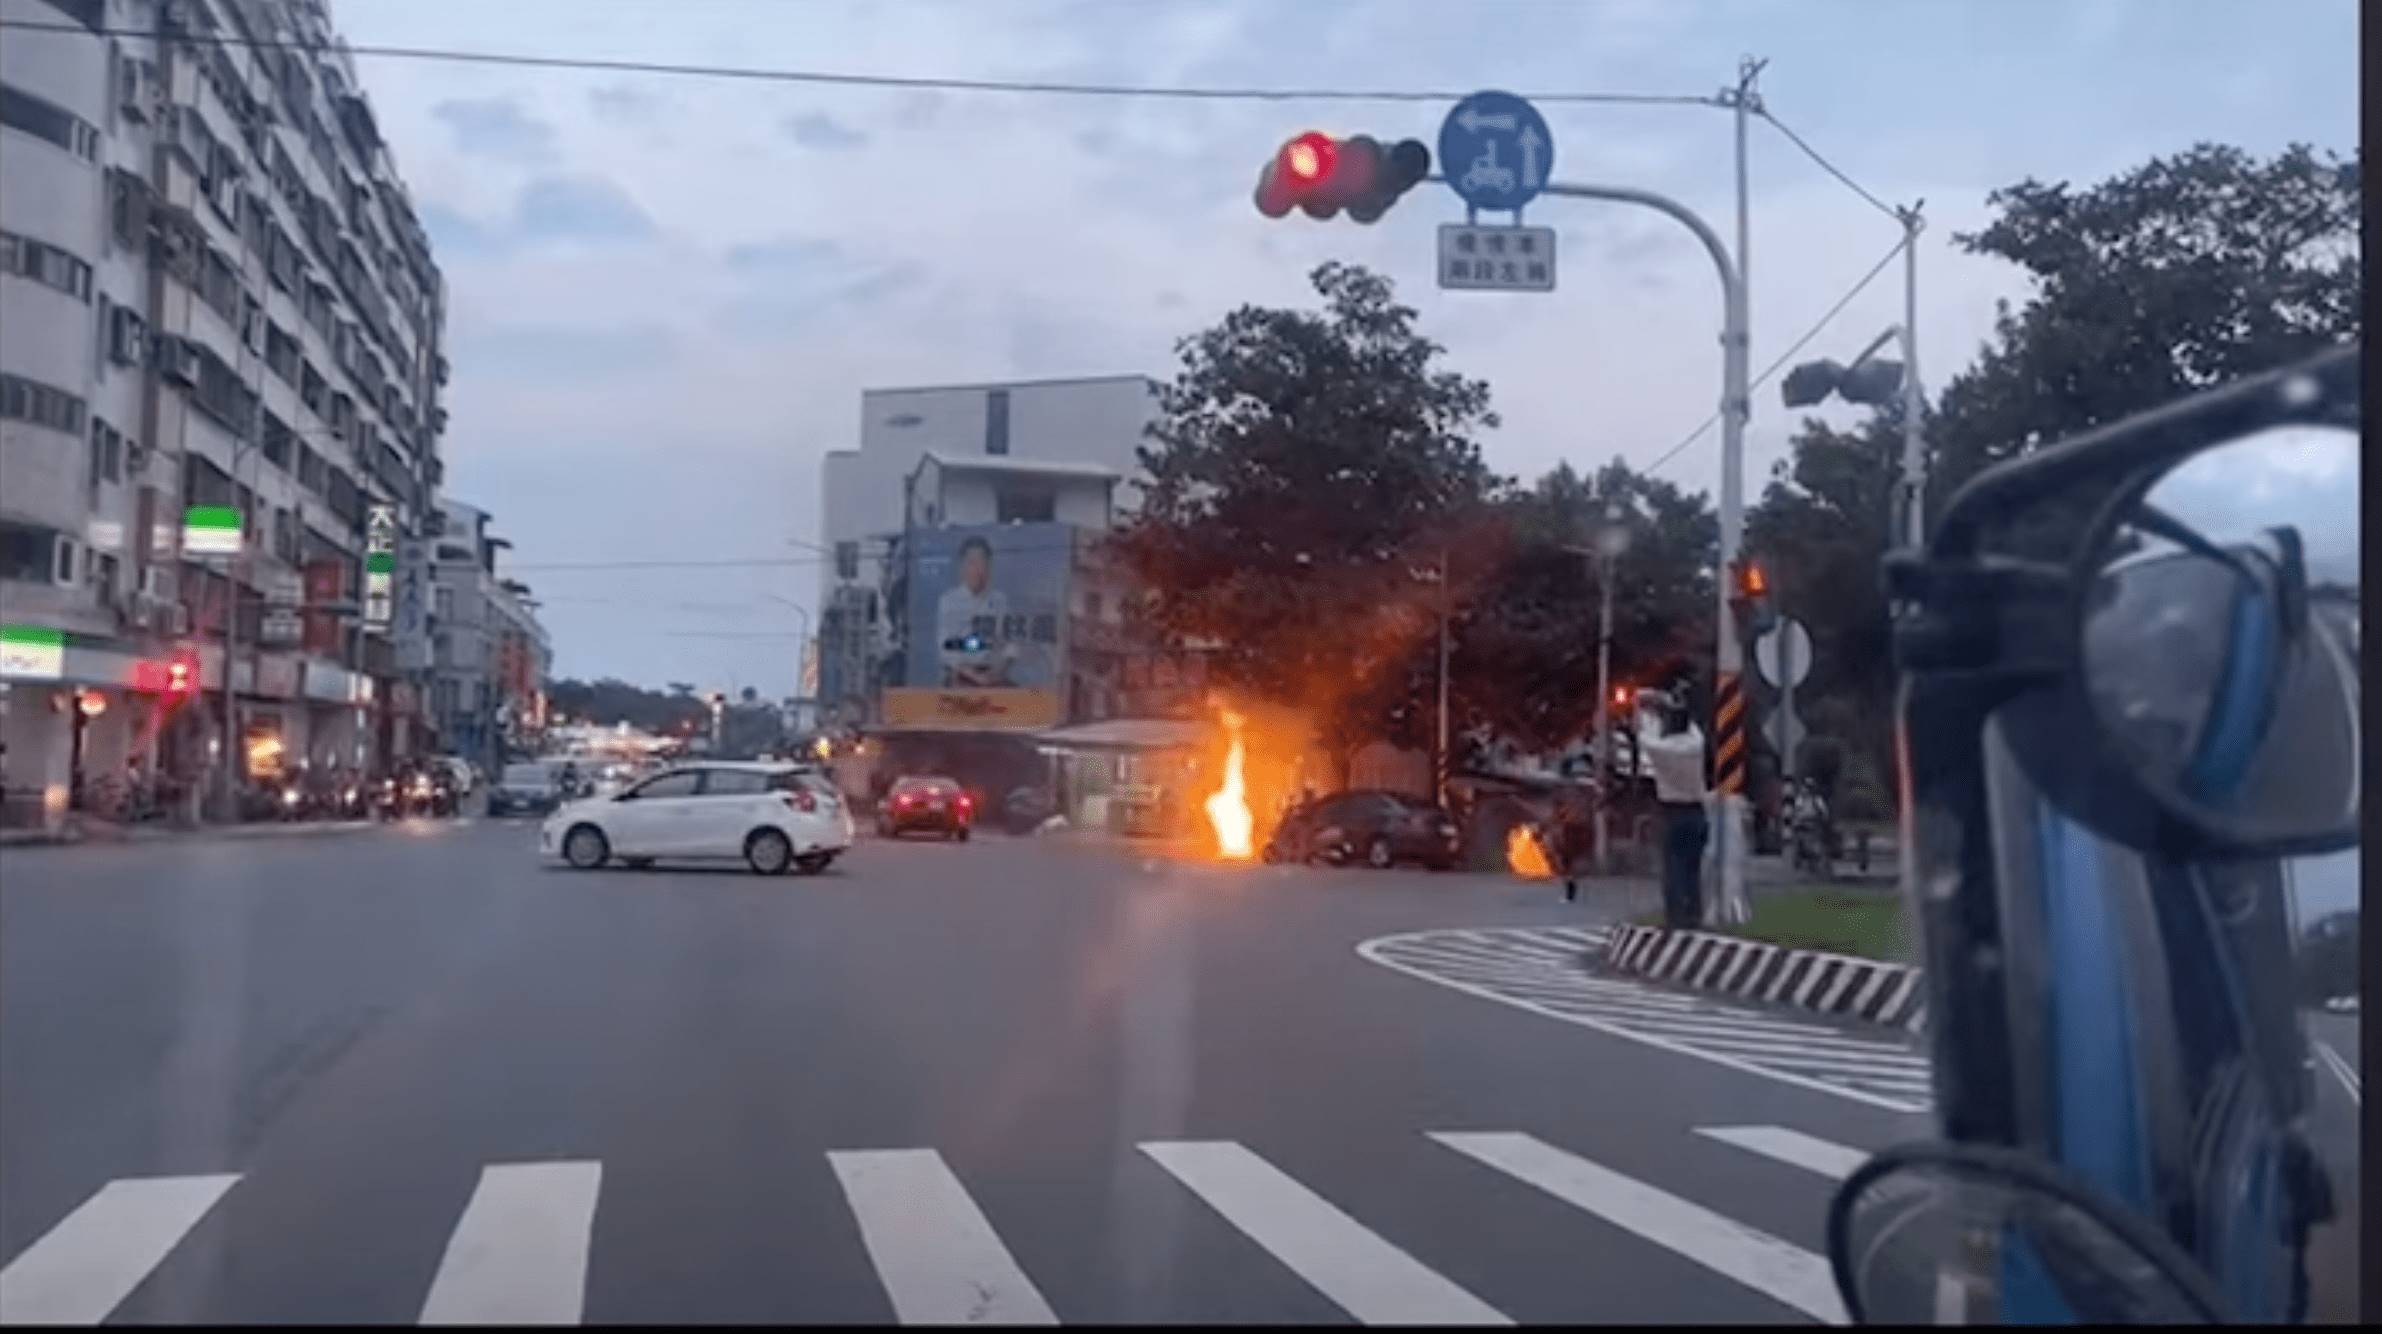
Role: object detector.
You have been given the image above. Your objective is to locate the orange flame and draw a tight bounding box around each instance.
[1506,824,1556,879]
[1206,710,1254,859]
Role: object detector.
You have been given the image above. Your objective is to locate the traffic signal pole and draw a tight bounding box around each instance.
[1435,175,1750,922]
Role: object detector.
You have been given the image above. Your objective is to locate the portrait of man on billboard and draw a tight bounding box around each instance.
[936,536,1015,686]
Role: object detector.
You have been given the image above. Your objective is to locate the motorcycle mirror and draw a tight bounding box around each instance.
[1925,346,2362,860]
[2076,423,2360,852]
[1827,1139,2228,1324]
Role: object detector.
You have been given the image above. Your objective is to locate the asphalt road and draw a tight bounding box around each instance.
[0,819,2334,1324]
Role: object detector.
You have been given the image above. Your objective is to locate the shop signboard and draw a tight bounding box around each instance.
[1,625,65,681]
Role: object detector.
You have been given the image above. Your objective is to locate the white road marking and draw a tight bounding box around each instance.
[1358,930,1931,1115]
[419,1161,602,1325]
[0,1174,239,1325]
[1139,1141,1510,1326]
[2313,1041,2359,1102]
[1431,1132,1846,1325]
[1695,1126,1871,1181]
[827,1149,1057,1325]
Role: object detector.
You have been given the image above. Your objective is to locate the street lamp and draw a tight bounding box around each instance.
[760,592,814,714]
[1403,548,1454,805]
[1565,502,1632,873]
[1781,202,1928,549]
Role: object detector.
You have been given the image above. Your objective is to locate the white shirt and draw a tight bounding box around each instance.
[1638,714,1709,805]
[936,585,1011,685]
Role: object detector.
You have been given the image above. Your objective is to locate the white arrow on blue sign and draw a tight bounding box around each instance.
[1438,90,1555,214]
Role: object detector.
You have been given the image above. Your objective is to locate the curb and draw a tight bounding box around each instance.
[1600,922,1928,1033]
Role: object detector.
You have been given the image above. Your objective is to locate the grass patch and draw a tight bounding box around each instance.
[1636,887,1912,962]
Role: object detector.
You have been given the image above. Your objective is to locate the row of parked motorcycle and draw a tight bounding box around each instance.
[236,762,463,822]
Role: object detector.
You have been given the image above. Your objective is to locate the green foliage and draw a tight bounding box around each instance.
[1748,140,2361,787]
[1114,262,1502,748]
[1931,140,2361,499]
[547,677,709,734]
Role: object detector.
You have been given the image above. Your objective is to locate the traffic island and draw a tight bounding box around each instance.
[1597,887,1926,1032]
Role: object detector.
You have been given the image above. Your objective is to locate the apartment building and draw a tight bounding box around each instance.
[426,499,551,775]
[1,0,450,825]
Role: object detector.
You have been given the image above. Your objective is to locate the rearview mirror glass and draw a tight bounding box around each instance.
[2079,425,2360,849]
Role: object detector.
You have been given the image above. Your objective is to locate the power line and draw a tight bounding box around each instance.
[1638,232,1911,478]
[1755,107,1900,221]
[0,16,1725,107]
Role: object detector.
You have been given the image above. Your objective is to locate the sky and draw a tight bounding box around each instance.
[323,0,2362,696]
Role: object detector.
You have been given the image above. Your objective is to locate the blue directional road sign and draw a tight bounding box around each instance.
[1438,90,1555,213]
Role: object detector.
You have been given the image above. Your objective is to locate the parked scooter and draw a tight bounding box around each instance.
[1784,776,1834,877]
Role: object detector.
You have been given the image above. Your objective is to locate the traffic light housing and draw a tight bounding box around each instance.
[1729,560,1778,637]
[1780,359,1841,409]
[1254,132,1430,223]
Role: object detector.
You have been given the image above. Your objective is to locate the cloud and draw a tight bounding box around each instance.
[783,111,870,151]
[711,237,927,335]
[588,83,659,123]
[512,176,658,243]
[417,176,658,257]
[430,96,556,163]
[331,0,2356,693]
[891,91,943,130]
[456,321,679,381]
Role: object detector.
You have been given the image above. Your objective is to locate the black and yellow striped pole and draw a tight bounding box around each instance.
[1713,559,1773,924]
[1712,669,1749,800]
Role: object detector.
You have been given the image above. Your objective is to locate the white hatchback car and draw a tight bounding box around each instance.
[541,761,853,875]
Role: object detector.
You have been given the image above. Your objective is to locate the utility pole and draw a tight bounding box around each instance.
[1567,502,1629,875]
[1594,531,1619,872]
[1897,202,1927,550]
[1701,53,1766,927]
[1434,546,1450,806]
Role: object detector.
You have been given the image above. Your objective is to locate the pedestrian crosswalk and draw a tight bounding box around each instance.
[0,1124,1873,1325]
[1357,926,1937,1113]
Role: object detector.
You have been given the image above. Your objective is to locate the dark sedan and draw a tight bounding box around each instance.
[875,775,974,840]
[1262,789,1461,871]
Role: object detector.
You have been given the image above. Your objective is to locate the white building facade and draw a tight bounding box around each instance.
[812,374,1154,721]
[1,0,450,828]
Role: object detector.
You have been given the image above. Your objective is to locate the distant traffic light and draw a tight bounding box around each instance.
[1254,132,1430,223]
[1729,560,1778,637]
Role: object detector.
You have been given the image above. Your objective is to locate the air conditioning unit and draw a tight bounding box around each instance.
[141,566,176,602]
[154,602,190,637]
[156,337,199,387]
[118,591,150,629]
[117,53,150,123]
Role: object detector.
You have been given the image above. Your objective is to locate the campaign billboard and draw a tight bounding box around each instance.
[889,522,1071,729]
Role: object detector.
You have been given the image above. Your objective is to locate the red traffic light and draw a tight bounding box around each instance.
[1283,131,1334,184]
[1255,132,1430,222]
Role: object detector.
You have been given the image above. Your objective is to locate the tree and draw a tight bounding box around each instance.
[1113,262,1501,751]
[546,677,709,734]
[1932,141,2360,504]
[1447,460,1717,753]
[1745,140,2360,805]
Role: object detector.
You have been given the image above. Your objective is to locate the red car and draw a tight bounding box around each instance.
[875,775,974,840]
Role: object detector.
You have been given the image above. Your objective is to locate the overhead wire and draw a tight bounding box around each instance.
[1754,107,1902,221]
[1638,231,1911,478]
[0,16,1724,106]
